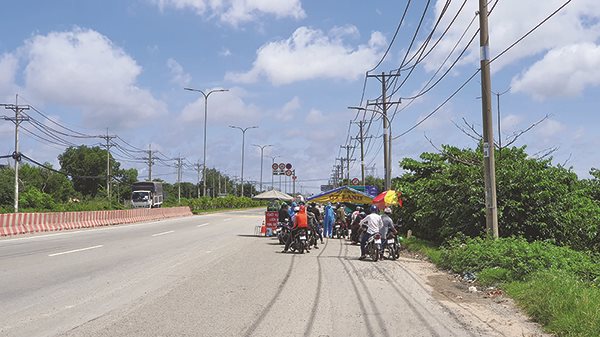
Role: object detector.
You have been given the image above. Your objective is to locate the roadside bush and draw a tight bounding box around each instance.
[396,145,600,251]
[439,237,600,285]
[172,196,265,212]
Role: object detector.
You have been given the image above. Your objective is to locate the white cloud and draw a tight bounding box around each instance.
[220,48,232,57]
[179,86,260,124]
[536,118,566,138]
[500,114,522,133]
[167,58,192,86]
[275,96,300,122]
[511,43,600,100]
[225,26,386,85]
[154,0,305,26]
[22,28,166,129]
[0,53,20,101]
[305,108,324,124]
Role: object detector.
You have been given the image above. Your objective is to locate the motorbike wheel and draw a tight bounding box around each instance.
[388,246,397,260]
[370,245,379,262]
[393,244,400,259]
[298,242,304,254]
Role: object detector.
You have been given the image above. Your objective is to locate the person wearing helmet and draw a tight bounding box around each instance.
[380,207,398,258]
[358,205,384,260]
[283,205,310,253]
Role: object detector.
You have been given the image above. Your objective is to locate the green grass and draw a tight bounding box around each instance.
[402,235,600,337]
[505,270,600,337]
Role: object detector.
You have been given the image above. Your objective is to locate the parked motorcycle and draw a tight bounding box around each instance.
[383,232,400,260]
[277,219,291,245]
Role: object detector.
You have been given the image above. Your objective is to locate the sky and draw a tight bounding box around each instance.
[0,0,599,195]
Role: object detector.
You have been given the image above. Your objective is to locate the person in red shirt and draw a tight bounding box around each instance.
[282,205,310,253]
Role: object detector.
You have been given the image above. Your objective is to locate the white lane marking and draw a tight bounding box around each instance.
[223,218,232,222]
[48,245,103,257]
[152,230,174,237]
[197,223,210,227]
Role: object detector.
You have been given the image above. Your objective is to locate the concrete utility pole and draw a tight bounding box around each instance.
[340,145,356,185]
[253,144,272,193]
[336,158,345,185]
[229,125,258,197]
[184,87,229,197]
[194,161,202,197]
[366,73,400,190]
[1,96,30,213]
[99,130,116,204]
[494,88,510,160]
[351,120,371,186]
[174,156,184,204]
[478,0,499,239]
[145,144,156,181]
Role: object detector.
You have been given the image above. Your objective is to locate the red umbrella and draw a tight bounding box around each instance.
[372,190,402,209]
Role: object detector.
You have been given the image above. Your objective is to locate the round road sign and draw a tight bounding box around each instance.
[285,163,292,170]
[285,169,292,176]
[279,163,286,170]
[292,176,297,180]
[351,178,360,185]
[271,163,278,170]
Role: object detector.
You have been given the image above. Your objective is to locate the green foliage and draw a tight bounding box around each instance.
[396,145,600,250]
[439,237,600,285]
[58,145,118,197]
[402,237,443,265]
[19,186,57,210]
[171,195,265,212]
[505,270,600,337]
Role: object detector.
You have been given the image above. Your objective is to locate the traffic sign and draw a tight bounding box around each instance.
[285,169,292,176]
[292,175,297,180]
[271,163,278,170]
[351,178,360,185]
[278,163,286,170]
[285,163,292,170]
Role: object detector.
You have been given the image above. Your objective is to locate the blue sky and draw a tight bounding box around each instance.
[1,0,599,194]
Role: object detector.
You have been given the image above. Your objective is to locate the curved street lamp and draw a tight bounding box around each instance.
[184,87,228,197]
[252,144,272,193]
[348,106,392,190]
[229,125,258,197]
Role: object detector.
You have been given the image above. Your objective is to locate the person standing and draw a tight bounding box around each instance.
[323,203,335,238]
[358,205,383,260]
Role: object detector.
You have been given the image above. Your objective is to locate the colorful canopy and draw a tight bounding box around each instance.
[372,190,402,209]
[252,189,294,201]
[306,186,374,204]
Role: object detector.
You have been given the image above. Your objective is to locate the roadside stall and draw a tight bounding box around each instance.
[252,190,294,236]
[306,186,374,204]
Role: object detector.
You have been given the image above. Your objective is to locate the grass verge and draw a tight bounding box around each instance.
[402,236,600,337]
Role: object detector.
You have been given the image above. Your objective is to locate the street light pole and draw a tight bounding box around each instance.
[348,106,392,190]
[229,125,258,197]
[184,87,228,197]
[253,144,272,193]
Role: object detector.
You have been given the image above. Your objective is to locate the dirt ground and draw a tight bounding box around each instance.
[398,250,552,337]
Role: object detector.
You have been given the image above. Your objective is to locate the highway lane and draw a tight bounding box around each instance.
[1,208,536,337]
[0,209,262,337]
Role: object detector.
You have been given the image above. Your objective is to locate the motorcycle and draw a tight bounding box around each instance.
[365,231,382,261]
[289,228,308,254]
[383,231,400,260]
[277,219,291,245]
[307,226,318,248]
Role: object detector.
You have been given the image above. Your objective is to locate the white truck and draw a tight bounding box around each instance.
[131,181,163,208]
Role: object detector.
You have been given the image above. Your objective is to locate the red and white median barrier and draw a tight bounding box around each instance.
[0,207,192,237]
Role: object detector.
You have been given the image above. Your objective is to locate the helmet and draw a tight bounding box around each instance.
[384,207,392,214]
[299,205,305,212]
[369,205,379,213]
[356,206,363,212]
[294,206,300,212]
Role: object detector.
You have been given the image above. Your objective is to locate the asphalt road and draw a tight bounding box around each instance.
[1,208,505,337]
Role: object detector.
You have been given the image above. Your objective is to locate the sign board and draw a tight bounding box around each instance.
[271,163,278,170]
[285,169,292,176]
[320,185,333,191]
[351,185,380,198]
[292,176,297,181]
[265,211,278,230]
[278,163,286,170]
[285,163,292,170]
[351,178,360,185]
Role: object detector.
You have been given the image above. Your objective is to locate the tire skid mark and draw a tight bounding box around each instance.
[242,254,297,337]
[302,238,328,337]
[342,240,392,337]
[392,260,506,337]
[336,239,377,337]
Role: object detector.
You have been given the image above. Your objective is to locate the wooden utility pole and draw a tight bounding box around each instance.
[478,0,499,238]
